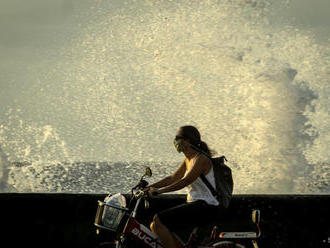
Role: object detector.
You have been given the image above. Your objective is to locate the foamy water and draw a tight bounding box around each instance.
[0,0,329,194]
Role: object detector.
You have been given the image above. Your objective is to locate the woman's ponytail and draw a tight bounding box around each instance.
[199,140,217,158]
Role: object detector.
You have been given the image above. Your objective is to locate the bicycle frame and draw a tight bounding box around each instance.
[122,215,164,248]
[120,197,164,248]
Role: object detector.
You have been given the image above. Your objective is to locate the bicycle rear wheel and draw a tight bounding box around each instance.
[211,241,246,248]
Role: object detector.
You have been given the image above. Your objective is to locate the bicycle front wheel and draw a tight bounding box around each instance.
[96,241,117,248]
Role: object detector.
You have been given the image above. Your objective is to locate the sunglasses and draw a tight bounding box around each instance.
[175,135,186,140]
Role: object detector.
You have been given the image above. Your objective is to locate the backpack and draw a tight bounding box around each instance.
[200,156,233,208]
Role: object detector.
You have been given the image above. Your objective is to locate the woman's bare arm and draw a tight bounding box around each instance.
[148,160,186,189]
[158,155,209,194]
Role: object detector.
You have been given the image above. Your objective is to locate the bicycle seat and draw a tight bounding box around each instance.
[218,210,261,239]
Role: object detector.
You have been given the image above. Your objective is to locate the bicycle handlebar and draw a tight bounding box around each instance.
[134,189,146,199]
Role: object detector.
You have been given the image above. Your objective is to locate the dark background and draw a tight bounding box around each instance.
[1,193,330,248]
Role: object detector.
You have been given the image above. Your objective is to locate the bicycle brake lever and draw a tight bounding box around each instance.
[144,198,150,209]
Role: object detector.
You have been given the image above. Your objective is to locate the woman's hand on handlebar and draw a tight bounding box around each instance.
[144,187,160,198]
[143,186,150,192]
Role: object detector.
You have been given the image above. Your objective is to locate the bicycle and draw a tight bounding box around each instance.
[94,167,261,248]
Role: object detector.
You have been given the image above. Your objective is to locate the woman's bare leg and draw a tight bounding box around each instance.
[150,215,183,248]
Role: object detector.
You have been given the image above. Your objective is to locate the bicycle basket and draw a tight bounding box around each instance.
[94,200,129,232]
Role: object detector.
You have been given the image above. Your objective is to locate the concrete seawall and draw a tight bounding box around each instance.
[1,193,330,248]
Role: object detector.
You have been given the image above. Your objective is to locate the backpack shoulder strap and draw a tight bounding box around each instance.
[200,156,220,198]
[200,173,218,197]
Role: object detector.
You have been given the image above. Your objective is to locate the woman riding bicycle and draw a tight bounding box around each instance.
[145,125,226,248]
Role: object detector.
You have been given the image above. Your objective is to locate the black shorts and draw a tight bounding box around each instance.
[156,200,226,231]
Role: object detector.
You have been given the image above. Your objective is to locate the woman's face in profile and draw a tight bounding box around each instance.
[174,129,191,153]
